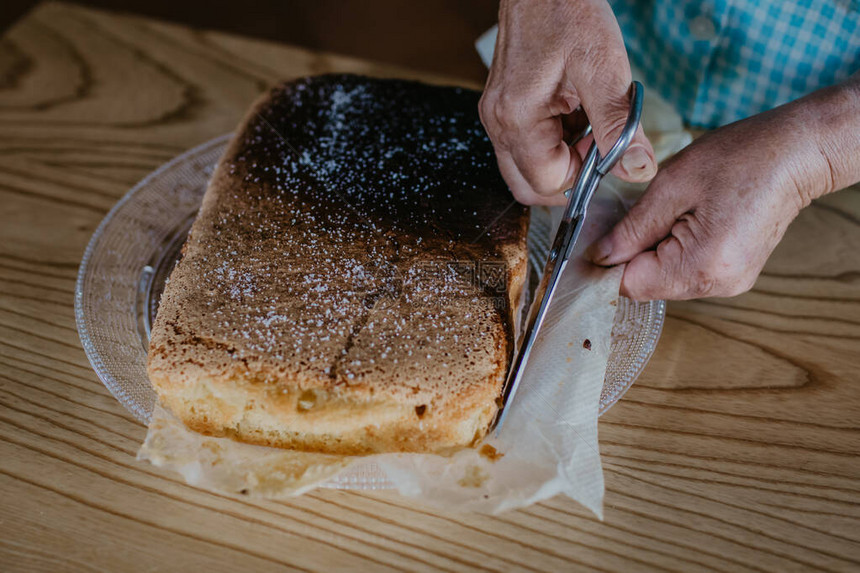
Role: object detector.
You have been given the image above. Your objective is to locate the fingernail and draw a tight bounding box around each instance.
[587,237,613,265]
[621,145,656,180]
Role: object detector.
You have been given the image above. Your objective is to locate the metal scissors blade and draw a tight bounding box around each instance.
[491,81,644,434]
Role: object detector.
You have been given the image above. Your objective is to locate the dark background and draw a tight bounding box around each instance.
[1,0,499,83]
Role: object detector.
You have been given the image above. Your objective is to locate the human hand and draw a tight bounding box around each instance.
[479,0,658,206]
[587,101,842,301]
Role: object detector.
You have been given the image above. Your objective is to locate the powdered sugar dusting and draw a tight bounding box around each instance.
[155,74,528,402]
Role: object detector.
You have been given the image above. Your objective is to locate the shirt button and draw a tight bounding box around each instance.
[690,15,717,41]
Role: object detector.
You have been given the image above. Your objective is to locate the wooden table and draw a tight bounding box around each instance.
[2,3,858,571]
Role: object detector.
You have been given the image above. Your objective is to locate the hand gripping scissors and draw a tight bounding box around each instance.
[491,81,644,433]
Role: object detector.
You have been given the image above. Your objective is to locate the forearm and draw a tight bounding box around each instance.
[802,72,860,201]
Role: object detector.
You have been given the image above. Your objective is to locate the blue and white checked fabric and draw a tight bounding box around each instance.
[610,0,860,128]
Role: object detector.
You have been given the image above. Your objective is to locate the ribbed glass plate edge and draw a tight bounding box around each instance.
[75,134,665,490]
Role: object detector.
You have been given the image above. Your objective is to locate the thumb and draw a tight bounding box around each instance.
[621,229,719,301]
[587,182,688,266]
[580,82,657,183]
[619,238,684,301]
[559,0,657,182]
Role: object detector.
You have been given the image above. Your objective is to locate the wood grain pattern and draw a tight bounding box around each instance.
[1,2,858,571]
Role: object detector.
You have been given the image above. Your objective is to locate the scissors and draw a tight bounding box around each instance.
[491,81,644,433]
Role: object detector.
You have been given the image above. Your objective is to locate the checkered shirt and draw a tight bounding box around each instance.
[610,0,860,128]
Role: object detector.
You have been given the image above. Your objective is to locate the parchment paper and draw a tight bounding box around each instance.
[139,183,623,517]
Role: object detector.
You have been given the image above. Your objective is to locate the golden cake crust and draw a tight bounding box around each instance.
[147,75,529,454]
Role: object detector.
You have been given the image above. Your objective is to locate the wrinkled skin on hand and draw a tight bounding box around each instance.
[588,82,859,300]
[479,0,658,206]
[481,0,860,301]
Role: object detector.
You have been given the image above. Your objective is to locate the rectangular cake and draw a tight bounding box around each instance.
[147,74,529,454]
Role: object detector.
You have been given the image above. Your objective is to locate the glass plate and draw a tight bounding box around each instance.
[76,134,665,489]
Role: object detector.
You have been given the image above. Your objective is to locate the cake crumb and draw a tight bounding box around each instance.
[479,443,503,462]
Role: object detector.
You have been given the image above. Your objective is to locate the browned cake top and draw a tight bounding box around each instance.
[153,74,528,404]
